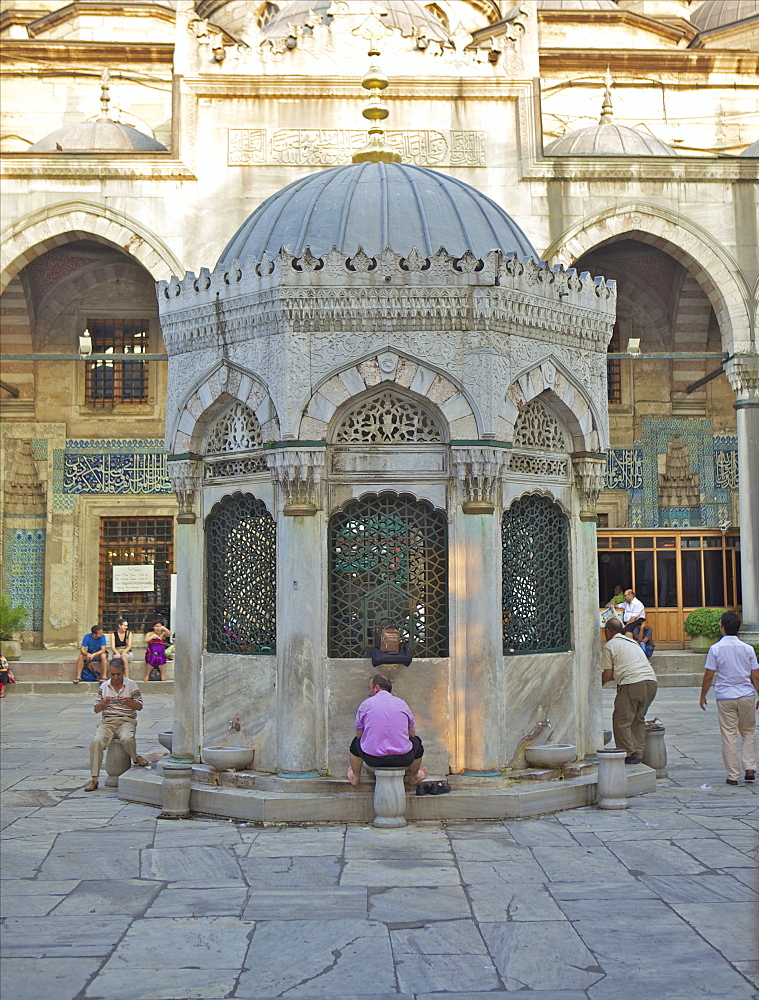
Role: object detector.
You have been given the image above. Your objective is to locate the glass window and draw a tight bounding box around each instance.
[86,319,148,405]
[329,491,448,658]
[206,494,276,654]
[611,537,631,549]
[736,551,742,604]
[725,536,740,547]
[681,537,700,548]
[598,551,632,607]
[99,517,173,631]
[726,553,736,606]
[634,552,654,609]
[657,551,678,607]
[703,537,722,548]
[704,550,725,607]
[503,495,570,654]
[656,537,675,548]
[634,537,653,548]
[607,321,621,404]
[597,538,610,549]
[681,551,703,607]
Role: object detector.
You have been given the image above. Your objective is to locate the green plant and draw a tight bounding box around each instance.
[683,607,725,640]
[0,594,27,640]
[752,644,759,665]
[612,594,626,605]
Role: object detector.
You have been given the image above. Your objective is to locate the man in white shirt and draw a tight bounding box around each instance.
[700,611,759,786]
[602,618,658,764]
[84,658,149,791]
[620,589,645,635]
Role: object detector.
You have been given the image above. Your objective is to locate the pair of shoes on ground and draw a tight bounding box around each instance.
[624,754,642,765]
[416,780,451,796]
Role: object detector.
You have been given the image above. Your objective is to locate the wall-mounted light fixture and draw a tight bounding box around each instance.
[626,337,641,356]
[78,330,92,356]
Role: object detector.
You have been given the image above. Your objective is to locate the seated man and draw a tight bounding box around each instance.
[602,618,658,765]
[620,589,645,635]
[74,624,108,683]
[632,619,655,659]
[347,674,428,787]
[84,657,149,791]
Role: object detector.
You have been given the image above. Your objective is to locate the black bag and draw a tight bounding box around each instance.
[149,666,162,681]
[81,664,100,682]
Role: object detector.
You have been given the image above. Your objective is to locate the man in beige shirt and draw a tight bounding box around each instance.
[602,618,658,764]
[84,658,149,791]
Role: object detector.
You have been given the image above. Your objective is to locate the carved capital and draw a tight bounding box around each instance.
[167,457,202,523]
[267,448,325,515]
[725,355,759,403]
[451,446,508,514]
[572,455,606,519]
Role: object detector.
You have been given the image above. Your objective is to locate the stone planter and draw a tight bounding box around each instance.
[0,639,21,662]
[689,634,718,653]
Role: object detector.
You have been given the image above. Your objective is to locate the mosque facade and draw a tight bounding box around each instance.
[0,1,757,769]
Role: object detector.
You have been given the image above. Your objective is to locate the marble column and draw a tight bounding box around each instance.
[725,357,759,643]
[451,447,508,774]
[165,457,204,763]
[268,448,326,777]
[572,454,607,758]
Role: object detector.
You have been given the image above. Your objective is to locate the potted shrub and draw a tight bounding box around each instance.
[0,594,27,662]
[683,607,725,653]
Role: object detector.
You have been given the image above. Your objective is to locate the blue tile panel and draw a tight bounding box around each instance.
[51,439,172,509]
[605,422,737,528]
[3,522,45,632]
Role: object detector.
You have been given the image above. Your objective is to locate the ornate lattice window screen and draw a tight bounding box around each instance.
[205,402,263,455]
[502,494,570,654]
[329,491,448,658]
[335,390,443,443]
[513,399,567,452]
[206,493,276,654]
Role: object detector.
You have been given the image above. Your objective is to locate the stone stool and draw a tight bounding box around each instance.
[371,768,408,828]
[596,748,628,810]
[643,724,668,778]
[105,739,132,786]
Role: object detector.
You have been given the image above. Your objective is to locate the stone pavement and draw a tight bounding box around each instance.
[0,689,757,1000]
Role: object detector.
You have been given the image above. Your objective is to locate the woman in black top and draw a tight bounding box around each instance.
[110,618,133,676]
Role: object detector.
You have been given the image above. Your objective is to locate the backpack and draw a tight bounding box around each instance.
[370,618,412,667]
[81,664,100,682]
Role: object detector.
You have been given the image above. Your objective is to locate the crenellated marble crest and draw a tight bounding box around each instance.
[267,448,326,516]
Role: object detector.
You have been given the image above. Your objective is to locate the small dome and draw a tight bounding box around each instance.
[261,0,450,41]
[217,160,536,267]
[739,139,759,156]
[29,118,166,152]
[545,121,676,156]
[691,0,758,32]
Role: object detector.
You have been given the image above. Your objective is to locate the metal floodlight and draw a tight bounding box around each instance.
[78,330,92,356]
[626,337,641,356]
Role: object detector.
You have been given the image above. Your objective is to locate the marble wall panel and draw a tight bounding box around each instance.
[201,653,278,773]
[326,658,451,777]
[503,652,575,768]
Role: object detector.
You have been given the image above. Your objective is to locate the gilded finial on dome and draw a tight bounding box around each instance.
[599,67,613,123]
[98,68,112,122]
[351,12,401,164]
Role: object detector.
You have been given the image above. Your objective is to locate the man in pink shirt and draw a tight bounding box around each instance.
[347,674,428,787]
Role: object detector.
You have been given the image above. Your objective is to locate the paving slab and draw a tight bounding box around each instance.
[146,886,249,917]
[242,886,367,920]
[0,958,103,1000]
[368,885,471,925]
[481,920,604,991]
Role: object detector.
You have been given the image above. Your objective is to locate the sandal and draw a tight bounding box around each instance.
[73,678,80,684]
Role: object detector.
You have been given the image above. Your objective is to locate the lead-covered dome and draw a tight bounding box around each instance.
[217,160,536,267]
[29,119,166,152]
[691,0,758,32]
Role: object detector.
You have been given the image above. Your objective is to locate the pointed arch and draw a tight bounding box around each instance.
[500,355,606,452]
[1,201,184,292]
[300,351,479,440]
[168,360,279,456]
[544,205,752,354]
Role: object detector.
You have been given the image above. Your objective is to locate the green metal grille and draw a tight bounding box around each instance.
[328,491,448,658]
[502,494,570,654]
[206,493,276,654]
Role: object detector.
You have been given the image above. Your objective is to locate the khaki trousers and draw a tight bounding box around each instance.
[716,696,757,781]
[612,680,658,757]
[89,716,138,778]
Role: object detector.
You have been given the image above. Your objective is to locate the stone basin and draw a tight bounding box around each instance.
[158,732,173,751]
[524,744,577,768]
[201,746,255,772]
